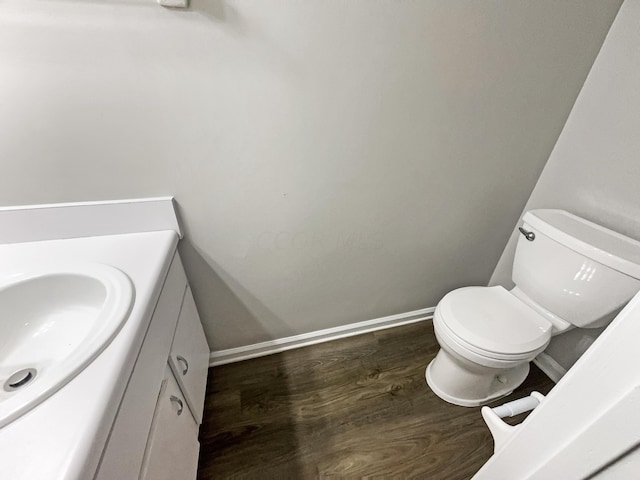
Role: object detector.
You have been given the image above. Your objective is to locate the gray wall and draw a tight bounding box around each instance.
[0,0,621,350]
[490,0,639,371]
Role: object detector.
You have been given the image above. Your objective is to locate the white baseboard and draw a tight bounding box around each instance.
[534,352,567,383]
[209,307,435,367]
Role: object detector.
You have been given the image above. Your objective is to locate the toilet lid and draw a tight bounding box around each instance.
[438,286,552,356]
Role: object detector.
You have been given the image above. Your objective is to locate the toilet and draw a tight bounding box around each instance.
[426,209,640,406]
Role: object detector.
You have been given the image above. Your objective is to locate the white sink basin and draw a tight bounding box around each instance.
[0,264,134,428]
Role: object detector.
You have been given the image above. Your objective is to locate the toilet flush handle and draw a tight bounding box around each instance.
[518,227,535,241]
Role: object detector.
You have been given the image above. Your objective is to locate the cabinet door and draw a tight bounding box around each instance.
[169,286,210,423]
[140,366,200,480]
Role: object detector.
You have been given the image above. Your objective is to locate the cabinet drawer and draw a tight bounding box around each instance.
[169,286,210,423]
[140,366,200,480]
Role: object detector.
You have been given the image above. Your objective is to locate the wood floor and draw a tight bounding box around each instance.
[197,322,554,479]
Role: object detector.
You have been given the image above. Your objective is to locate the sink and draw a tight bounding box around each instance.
[0,264,134,429]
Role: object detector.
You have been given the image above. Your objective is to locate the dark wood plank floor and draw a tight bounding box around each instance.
[197,322,554,479]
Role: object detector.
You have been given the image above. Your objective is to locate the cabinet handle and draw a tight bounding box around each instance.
[170,395,184,416]
[176,355,189,375]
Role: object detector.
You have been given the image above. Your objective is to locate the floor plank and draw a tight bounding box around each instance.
[197,321,554,479]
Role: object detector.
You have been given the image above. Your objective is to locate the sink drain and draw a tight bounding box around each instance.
[3,368,37,392]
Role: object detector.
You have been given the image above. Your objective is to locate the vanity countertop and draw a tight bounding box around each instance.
[0,231,178,480]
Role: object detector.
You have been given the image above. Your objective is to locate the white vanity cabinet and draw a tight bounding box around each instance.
[168,287,210,424]
[139,366,200,480]
[96,252,210,480]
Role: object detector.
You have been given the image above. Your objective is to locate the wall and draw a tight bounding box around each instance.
[0,0,621,350]
[489,0,639,372]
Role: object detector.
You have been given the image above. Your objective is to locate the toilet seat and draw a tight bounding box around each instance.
[434,316,538,368]
[435,286,552,359]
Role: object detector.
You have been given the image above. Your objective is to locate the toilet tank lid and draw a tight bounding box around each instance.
[523,209,640,279]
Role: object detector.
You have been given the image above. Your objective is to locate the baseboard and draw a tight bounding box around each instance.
[534,352,567,383]
[209,307,435,367]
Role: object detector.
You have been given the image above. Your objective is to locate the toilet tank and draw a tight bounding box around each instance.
[512,209,640,328]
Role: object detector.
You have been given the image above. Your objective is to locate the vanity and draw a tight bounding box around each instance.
[97,249,210,480]
[95,248,209,480]
[0,198,210,480]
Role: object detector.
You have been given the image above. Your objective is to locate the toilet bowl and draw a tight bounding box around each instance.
[426,286,551,406]
[427,209,640,406]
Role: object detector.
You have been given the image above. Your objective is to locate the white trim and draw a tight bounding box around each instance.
[209,307,435,367]
[528,385,640,479]
[0,197,182,244]
[533,351,566,383]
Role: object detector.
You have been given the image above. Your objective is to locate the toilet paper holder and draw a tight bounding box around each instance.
[481,391,545,452]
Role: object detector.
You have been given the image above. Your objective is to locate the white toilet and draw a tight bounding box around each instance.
[426,209,640,407]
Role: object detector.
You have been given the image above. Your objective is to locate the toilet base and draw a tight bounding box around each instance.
[425,349,530,407]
